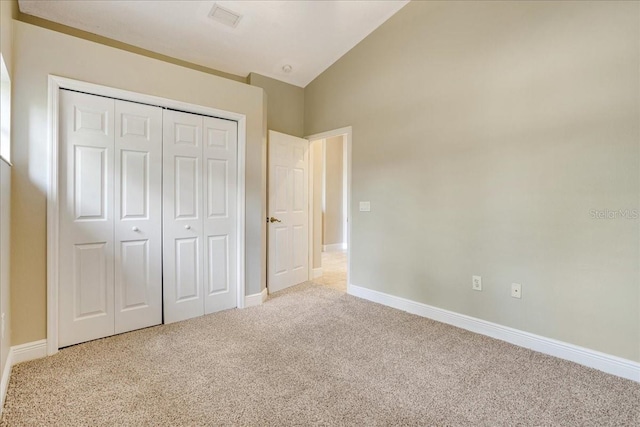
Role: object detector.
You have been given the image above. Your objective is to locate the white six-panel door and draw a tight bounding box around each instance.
[59,91,116,347]
[203,117,238,314]
[59,91,164,347]
[162,110,204,323]
[59,90,238,345]
[163,110,238,323]
[114,99,163,334]
[267,131,309,293]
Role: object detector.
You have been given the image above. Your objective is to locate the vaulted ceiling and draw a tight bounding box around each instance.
[19,0,409,87]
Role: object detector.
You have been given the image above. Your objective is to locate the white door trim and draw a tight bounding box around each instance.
[307,138,324,280]
[46,75,247,355]
[305,127,352,286]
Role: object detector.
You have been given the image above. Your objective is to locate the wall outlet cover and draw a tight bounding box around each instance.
[511,283,522,299]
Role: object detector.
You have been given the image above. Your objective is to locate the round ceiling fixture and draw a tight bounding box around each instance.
[282,64,293,73]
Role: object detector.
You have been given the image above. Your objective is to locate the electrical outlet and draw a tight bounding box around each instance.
[472,275,482,291]
[359,201,371,212]
[511,283,522,299]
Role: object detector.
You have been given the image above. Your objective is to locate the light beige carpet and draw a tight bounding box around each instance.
[2,283,639,426]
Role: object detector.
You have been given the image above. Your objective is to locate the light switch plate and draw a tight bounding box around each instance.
[359,201,371,212]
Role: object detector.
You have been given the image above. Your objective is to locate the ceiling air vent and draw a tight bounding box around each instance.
[208,3,242,28]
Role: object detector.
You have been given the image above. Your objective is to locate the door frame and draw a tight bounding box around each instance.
[305,126,352,287]
[46,75,247,355]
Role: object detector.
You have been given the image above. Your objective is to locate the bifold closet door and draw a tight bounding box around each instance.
[203,116,238,314]
[163,110,238,324]
[59,90,162,347]
[163,110,205,323]
[59,90,115,347]
[114,100,163,334]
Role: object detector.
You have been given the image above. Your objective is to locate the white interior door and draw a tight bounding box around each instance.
[268,131,309,293]
[59,91,164,347]
[163,109,204,323]
[59,90,239,341]
[163,111,239,322]
[59,90,115,347]
[114,99,163,333]
[203,117,238,314]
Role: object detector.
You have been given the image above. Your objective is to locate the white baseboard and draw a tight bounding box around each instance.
[312,267,323,279]
[244,288,268,307]
[11,340,48,366]
[322,243,347,252]
[1,339,48,413]
[0,350,12,412]
[347,284,640,383]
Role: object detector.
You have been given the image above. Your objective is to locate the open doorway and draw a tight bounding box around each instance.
[307,127,351,292]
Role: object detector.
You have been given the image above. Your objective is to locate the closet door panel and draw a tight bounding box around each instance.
[163,110,205,323]
[59,90,115,347]
[203,117,238,314]
[175,156,199,218]
[114,100,163,333]
[175,237,200,300]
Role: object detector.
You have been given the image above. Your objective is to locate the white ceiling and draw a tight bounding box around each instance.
[18,0,409,87]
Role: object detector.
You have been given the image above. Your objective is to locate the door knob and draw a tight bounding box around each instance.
[185,225,191,230]
[132,226,139,232]
[269,217,282,223]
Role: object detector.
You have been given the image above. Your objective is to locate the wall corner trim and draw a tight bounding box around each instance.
[347,283,640,383]
[245,288,268,307]
[1,339,49,412]
[0,349,12,413]
[11,339,48,366]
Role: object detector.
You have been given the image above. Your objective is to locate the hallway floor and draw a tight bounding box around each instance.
[313,250,347,292]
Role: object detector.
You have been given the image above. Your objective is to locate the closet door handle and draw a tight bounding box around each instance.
[132,226,139,232]
[185,225,191,230]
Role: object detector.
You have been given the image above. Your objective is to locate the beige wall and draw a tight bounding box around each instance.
[323,136,345,246]
[305,1,640,361]
[11,21,266,345]
[247,73,304,137]
[312,141,323,269]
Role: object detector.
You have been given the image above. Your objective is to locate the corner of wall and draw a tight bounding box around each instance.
[246,72,304,137]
